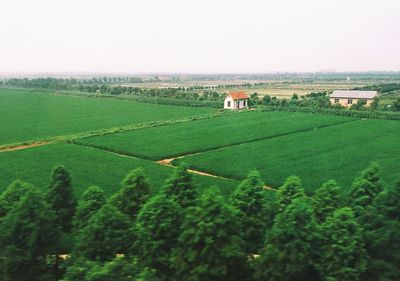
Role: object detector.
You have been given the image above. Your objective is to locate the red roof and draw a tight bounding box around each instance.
[229,91,249,100]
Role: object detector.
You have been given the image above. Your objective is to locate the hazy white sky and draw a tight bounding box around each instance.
[1,0,399,73]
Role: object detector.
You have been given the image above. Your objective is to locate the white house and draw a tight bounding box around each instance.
[224,91,249,110]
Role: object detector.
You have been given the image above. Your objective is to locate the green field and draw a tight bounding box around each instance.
[0,89,215,145]
[175,119,400,192]
[0,143,238,198]
[78,111,353,160]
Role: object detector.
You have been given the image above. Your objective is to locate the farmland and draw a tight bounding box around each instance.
[174,119,400,192]
[0,143,238,198]
[78,111,353,160]
[0,88,216,146]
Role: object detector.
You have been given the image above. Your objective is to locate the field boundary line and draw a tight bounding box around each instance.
[0,111,239,154]
[70,142,241,184]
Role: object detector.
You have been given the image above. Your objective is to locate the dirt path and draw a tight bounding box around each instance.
[0,141,52,153]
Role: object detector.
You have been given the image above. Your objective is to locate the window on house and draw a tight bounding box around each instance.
[243,100,246,106]
[348,99,353,104]
[334,99,339,103]
[227,101,231,107]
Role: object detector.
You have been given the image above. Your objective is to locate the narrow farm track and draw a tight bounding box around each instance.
[0,141,53,152]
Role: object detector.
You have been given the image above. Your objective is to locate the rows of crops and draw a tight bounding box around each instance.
[78,111,353,160]
[174,119,400,192]
[0,89,215,145]
[0,143,238,198]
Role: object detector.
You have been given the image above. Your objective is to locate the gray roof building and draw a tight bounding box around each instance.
[330,90,378,99]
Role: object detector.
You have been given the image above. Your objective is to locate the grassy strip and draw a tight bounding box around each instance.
[262,106,400,120]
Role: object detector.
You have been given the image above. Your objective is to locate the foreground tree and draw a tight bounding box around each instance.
[162,163,197,208]
[173,188,248,281]
[74,185,106,230]
[230,170,272,254]
[319,207,366,281]
[0,180,32,218]
[277,175,305,212]
[74,204,132,261]
[361,181,400,281]
[313,180,342,222]
[134,194,182,280]
[109,168,151,220]
[257,197,320,281]
[46,165,77,232]
[0,187,56,281]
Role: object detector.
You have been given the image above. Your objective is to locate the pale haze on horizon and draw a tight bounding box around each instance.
[1,0,399,74]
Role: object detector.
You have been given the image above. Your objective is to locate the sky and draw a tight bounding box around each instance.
[0,0,399,74]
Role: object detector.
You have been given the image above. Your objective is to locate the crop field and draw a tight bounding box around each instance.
[0,89,216,146]
[174,119,400,193]
[0,143,238,198]
[78,111,354,160]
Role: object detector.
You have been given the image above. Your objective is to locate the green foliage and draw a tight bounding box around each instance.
[313,180,342,222]
[74,186,106,230]
[46,165,77,232]
[0,180,32,218]
[392,97,400,111]
[230,170,272,253]
[256,197,320,281]
[349,163,384,218]
[319,207,366,281]
[162,163,197,208]
[74,204,132,261]
[361,181,400,281]
[277,176,305,211]
[110,168,151,220]
[173,188,248,281]
[0,187,57,281]
[134,194,182,279]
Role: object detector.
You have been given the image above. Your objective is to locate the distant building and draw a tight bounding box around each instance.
[224,91,249,110]
[330,90,378,107]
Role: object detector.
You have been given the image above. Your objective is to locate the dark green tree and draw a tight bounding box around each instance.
[256,197,320,281]
[162,163,197,208]
[74,204,132,261]
[74,186,106,230]
[313,180,342,222]
[173,188,248,281]
[319,207,366,281]
[0,180,32,218]
[134,194,182,280]
[277,175,305,212]
[0,187,57,281]
[392,97,400,111]
[46,165,77,232]
[361,181,400,281]
[230,170,272,254]
[110,168,151,221]
[348,162,384,218]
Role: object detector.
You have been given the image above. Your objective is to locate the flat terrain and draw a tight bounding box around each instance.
[0,143,238,198]
[175,119,400,192]
[0,89,215,145]
[78,111,353,160]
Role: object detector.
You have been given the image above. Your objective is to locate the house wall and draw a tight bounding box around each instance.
[224,97,248,109]
[330,98,373,108]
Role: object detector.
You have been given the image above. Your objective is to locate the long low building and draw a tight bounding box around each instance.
[330,90,378,107]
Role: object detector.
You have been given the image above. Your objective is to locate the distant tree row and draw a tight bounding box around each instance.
[0,162,398,281]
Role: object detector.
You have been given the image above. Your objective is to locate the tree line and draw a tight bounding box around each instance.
[0,162,398,281]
